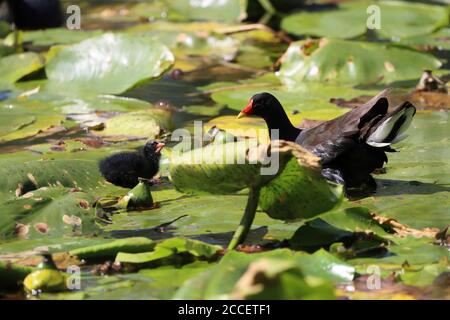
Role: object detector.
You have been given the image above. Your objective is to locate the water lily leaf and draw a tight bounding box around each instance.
[0,261,35,289]
[171,140,342,248]
[0,159,103,196]
[0,52,44,86]
[278,39,441,86]
[259,156,343,220]
[127,22,240,62]
[170,140,261,194]
[289,207,390,254]
[295,249,355,283]
[117,180,154,210]
[400,260,450,287]
[0,186,98,239]
[93,108,172,141]
[157,237,222,258]
[115,246,174,264]
[0,44,14,58]
[230,258,336,300]
[20,28,103,46]
[164,0,247,23]
[399,28,450,51]
[174,249,336,299]
[281,1,449,40]
[23,268,67,292]
[45,33,174,95]
[207,74,377,115]
[375,1,449,40]
[281,2,367,39]
[354,113,450,230]
[69,237,155,260]
[0,99,65,143]
[115,238,221,264]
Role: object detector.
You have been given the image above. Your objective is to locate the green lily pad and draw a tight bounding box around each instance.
[0,99,64,143]
[174,249,337,299]
[278,39,441,86]
[207,73,377,115]
[126,22,240,62]
[20,29,103,46]
[171,140,342,248]
[355,113,450,230]
[164,0,247,23]
[0,52,44,86]
[259,156,343,220]
[0,186,98,239]
[400,260,450,287]
[399,28,450,51]
[170,140,261,194]
[115,237,221,264]
[0,261,35,289]
[69,237,156,260]
[45,33,174,95]
[281,1,449,40]
[93,108,172,140]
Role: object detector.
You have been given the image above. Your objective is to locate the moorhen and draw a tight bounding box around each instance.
[237,89,416,188]
[99,141,165,188]
[2,0,63,30]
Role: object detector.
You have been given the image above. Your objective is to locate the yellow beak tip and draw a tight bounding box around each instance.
[237,112,246,119]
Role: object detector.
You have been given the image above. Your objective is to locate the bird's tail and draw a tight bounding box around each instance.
[366,101,416,147]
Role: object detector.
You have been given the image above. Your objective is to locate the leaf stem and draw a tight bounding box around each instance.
[228,187,260,250]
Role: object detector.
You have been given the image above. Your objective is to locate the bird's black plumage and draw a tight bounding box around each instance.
[99,141,164,188]
[238,90,416,189]
[4,0,63,30]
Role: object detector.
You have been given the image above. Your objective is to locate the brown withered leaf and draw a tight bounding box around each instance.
[34,223,49,234]
[372,213,439,238]
[78,199,90,209]
[27,173,38,188]
[15,183,23,197]
[14,223,29,238]
[62,215,82,227]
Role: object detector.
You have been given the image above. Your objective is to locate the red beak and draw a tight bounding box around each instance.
[155,142,165,153]
[237,99,253,119]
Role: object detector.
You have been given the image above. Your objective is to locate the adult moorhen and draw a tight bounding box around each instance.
[99,141,165,188]
[2,0,63,30]
[237,89,416,189]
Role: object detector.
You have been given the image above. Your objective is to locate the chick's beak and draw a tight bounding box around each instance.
[237,99,253,119]
[155,142,165,153]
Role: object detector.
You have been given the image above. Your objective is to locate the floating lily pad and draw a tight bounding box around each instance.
[278,39,441,86]
[69,237,156,260]
[45,33,174,95]
[0,186,98,239]
[171,140,342,248]
[281,1,449,40]
[93,108,172,140]
[20,29,103,46]
[0,52,44,86]
[399,28,450,51]
[174,249,339,299]
[164,0,247,23]
[0,99,65,143]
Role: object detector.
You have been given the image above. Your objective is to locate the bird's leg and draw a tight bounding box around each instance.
[228,187,261,250]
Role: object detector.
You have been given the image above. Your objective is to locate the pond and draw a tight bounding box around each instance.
[0,0,448,300]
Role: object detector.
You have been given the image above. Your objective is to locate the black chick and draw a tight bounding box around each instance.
[99,141,165,188]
